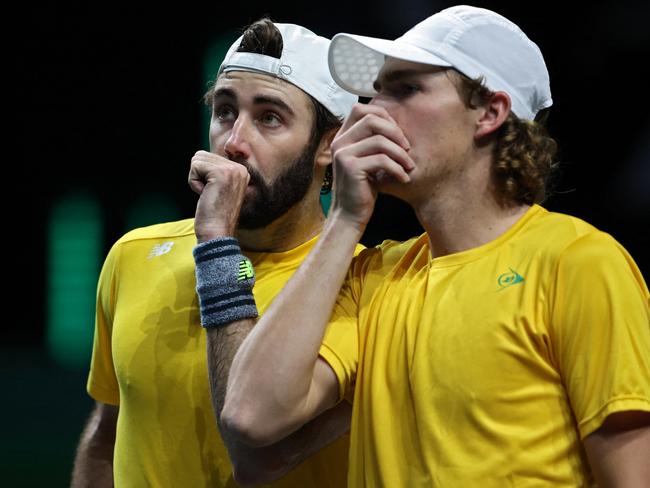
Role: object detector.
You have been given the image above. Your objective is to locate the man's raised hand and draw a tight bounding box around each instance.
[189,150,250,242]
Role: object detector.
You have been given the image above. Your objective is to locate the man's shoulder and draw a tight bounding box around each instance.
[512,205,605,256]
[519,206,642,277]
[532,206,599,236]
[100,218,196,278]
[115,218,196,246]
[353,234,427,272]
[374,234,426,255]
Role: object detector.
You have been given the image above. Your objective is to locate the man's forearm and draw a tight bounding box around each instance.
[223,214,362,444]
[206,318,255,456]
[207,320,255,423]
[207,317,273,484]
[71,444,114,488]
[206,292,351,485]
[70,404,116,488]
[225,399,352,485]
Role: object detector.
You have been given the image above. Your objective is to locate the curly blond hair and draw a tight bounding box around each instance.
[450,71,558,206]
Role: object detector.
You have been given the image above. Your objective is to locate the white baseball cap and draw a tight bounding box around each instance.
[328,5,552,120]
[219,23,357,120]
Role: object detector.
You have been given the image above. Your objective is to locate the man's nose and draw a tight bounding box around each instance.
[224,116,253,161]
[368,94,390,109]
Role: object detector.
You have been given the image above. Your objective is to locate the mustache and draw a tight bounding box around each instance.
[228,156,263,187]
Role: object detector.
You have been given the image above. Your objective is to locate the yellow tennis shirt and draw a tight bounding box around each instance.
[88,218,358,487]
[320,205,650,487]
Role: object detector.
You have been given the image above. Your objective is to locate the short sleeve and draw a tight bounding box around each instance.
[551,231,650,439]
[86,242,121,406]
[319,248,376,402]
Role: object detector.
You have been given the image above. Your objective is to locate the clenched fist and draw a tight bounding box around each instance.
[189,150,250,243]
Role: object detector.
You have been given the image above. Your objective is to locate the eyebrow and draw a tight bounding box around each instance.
[212,87,295,116]
[213,87,237,101]
[252,95,295,116]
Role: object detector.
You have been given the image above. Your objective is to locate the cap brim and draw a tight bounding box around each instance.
[329,33,452,97]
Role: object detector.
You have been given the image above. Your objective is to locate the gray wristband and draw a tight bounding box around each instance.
[193,237,258,327]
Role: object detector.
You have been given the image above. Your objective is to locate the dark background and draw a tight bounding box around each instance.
[9,0,650,485]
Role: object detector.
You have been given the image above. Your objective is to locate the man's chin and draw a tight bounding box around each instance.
[237,202,274,230]
[238,201,291,230]
[237,213,273,230]
[240,185,262,213]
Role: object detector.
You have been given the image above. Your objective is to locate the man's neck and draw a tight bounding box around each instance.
[235,196,325,253]
[412,157,530,259]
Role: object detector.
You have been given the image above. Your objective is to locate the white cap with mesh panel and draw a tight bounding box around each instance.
[328,5,552,120]
[219,23,357,120]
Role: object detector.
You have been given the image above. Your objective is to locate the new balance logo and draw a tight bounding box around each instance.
[497,268,524,291]
[148,241,175,259]
[238,258,254,281]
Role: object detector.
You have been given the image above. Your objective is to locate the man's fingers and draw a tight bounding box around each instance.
[336,112,410,154]
[357,154,411,184]
[351,134,415,172]
[188,159,213,192]
[188,160,208,195]
[339,103,398,133]
[188,158,250,193]
[188,177,205,195]
[191,150,238,166]
[337,152,411,185]
[334,135,415,177]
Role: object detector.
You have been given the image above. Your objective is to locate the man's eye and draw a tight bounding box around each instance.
[214,105,236,121]
[380,83,420,98]
[261,112,282,127]
[398,84,420,96]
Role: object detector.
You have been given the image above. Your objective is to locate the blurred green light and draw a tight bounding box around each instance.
[46,193,102,369]
[124,192,181,232]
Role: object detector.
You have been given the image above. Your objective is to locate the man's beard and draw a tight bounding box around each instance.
[237,143,317,230]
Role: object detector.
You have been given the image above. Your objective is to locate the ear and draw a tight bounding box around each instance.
[314,128,338,169]
[474,91,511,140]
